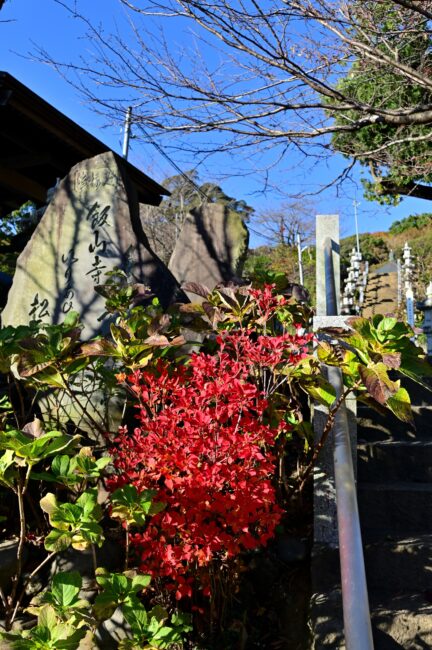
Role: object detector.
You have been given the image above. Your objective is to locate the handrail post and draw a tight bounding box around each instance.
[328,365,374,649]
[312,214,374,649]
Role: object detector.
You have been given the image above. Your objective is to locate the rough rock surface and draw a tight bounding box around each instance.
[1,151,184,337]
[168,204,249,300]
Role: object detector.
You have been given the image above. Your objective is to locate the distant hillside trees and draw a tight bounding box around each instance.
[340,234,389,268]
[389,213,432,235]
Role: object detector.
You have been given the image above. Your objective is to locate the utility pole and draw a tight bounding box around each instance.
[297,233,309,286]
[122,107,133,160]
[353,200,361,254]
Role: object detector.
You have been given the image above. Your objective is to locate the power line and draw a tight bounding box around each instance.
[134,122,209,202]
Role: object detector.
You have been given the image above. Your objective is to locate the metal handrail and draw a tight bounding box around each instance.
[323,237,374,650]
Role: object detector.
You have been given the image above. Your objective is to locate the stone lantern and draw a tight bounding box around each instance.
[418,282,432,357]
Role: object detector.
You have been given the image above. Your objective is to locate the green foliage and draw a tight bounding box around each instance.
[0,604,87,649]
[340,234,389,267]
[389,213,432,235]
[119,605,192,649]
[328,1,432,204]
[317,313,432,421]
[28,571,90,621]
[40,489,104,551]
[0,201,36,238]
[0,425,79,468]
[110,484,165,526]
[0,202,37,275]
[3,311,84,389]
[1,569,191,650]
[44,448,111,488]
[93,569,151,619]
[94,570,191,649]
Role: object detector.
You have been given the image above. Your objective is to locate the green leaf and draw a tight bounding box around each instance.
[344,334,371,364]
[63,358,90,375]
[131,574,152,591]
[40,493,59,518]
[62,311,80,329]
[110,485,163,526]
[76,488,101,519]
[149,605,168,624]
[347,317,373,340]
[44,529,72,552]
[78,522,104,545]
[52,503,82,525]
[122,605,148,636]
[52,627,87,650]
[316,340,341,365]
[170,611,192,629]
[386,387,413,423]
[75,452,111,479]
[94,571,150,620]
[41,434,81,459]
[51,455,79,485]
[38,604,58,630]
[302,378,336,407]
[93,591,118,620]
[376,316,398,332]
[0,449,16,488]
[51,572,82,607]
[152,625,178,641]
[33,368,68,389]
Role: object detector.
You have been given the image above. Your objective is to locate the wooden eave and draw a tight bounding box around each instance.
[0,71,169,216]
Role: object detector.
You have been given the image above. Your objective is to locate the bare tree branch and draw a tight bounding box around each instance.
[33,0,432,200]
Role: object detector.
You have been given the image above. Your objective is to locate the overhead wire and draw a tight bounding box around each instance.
[133,122,210,202]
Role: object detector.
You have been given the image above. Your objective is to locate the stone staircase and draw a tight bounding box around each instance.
[312,378,432,649]
[356,377,432,648]
[312,248,432,648]
[362,264,399,318]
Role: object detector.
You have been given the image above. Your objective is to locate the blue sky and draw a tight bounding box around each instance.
[1,0,431,247]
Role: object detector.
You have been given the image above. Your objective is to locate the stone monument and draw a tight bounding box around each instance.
[168,203,249,299]
[1,151,186,436]
[1,151,185,336]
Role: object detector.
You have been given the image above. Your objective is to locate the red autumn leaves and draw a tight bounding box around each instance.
[109,287,312,598]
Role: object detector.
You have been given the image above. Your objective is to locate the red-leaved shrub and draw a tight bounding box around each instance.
[109,288,313,598]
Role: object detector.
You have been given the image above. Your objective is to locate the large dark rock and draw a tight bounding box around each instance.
[168,204,249,300]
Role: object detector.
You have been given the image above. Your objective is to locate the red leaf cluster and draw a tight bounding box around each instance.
[109,288,313,599]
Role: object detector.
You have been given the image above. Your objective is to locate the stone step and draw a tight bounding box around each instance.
[358,482,432,539]
[357,406,432,442]
[358,440,432,483]
[357,415,431,443]
[312,535,432,596]
[364,535,432,596]
[370,593,432,650]
[311,589,432,649]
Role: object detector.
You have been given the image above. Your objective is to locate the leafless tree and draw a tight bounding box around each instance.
[253,201,315,247]
[39,1,432,198]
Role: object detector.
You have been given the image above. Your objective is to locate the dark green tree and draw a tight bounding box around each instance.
[389,213,432,234]
[329,1,432,204]
[340,234,389,267]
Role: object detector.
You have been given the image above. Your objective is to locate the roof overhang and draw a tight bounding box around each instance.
[0,71,169,216]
